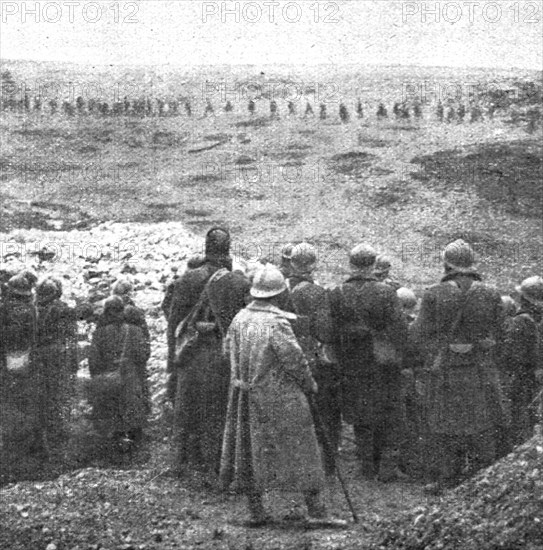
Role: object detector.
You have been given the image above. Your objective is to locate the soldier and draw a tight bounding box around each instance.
[413,102,422,119]
[225,100,233,113]
[457,103,466,122]
[330,244,408,481]
[0,274,43,456]
[184,100,192,117]
[501,277,543,447]
[436,101,444,122]
[410,240,507,493]
[279,243,294,281]
[339,103,349,123]
[288,101,296,116]
[397,287,418,324]
[373,255,401,291]
[356,100,364,119]
[88,296,150,450]
[168,228,250,474]
[270,100,278,118]
[35,278,78,454]
[305,102,314,117]
[110,278,150,347]
[220,265,345,527]
[76,96,85,114]
[376,103,388,119]
[288,243,341,476]
[319,103,327,120]
[248,100,256,116]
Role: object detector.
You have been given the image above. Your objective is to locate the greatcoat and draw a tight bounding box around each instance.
[409,271,507,436]
[219,301,325,493]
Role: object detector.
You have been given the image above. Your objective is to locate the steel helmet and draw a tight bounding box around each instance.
[250,263,287,299]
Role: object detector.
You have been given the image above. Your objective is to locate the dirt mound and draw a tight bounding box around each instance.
[371,434,543,550]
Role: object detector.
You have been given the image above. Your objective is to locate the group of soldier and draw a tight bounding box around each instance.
[163,227,542,524]
[1,227,542,525]
[1,92,493,124]
[0,269,150,460]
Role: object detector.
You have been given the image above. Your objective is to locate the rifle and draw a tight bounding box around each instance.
[308,394,359,524]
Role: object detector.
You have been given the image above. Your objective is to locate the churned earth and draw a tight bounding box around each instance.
[1,65,542,549]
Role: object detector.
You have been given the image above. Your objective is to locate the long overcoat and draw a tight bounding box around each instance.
[500,306,542,444]
[171,268,250,470]
[409,272,507,436]
[329,274,408,425]
[219,301,325,494]
[88,320,150,434]
[35,299,78,438]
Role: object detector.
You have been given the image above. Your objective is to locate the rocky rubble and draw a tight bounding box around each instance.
[371,434,543,550]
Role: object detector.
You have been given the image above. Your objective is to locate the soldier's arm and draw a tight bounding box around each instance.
[271,317,317,394]
[312,287,335,344]
[501,315,536,374]
[409,290,435,342]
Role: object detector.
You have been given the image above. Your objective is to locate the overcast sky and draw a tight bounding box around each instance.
[1,1,541,69]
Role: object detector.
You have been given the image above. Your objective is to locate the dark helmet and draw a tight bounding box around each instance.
[7,273,33,297]
[36,277,62,304]
[349,243,377,269]
[103,295,125,315]
[205,227,231,260]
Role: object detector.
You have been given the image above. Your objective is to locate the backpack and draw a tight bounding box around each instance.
[173,268,229,368]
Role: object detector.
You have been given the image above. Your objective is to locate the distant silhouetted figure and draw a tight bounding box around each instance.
[436,101,444,122]
[169,99,179,116]
[305,102,314,117]
[34,97,42,112]
[123,96,131,114]
[457,104,466,122]
[339,103,349,123]
[393,102,401,119]
[270,100,278,117]
[225,100,233,113]
[356,100,364,119]
[63,101,75,117]
[23,93,30,112]
[445,105,455,123]
[157,98,165,117]
[205,100,214,116]
[184,101,192,117]
[248,100,255,115]
[49,99,58,115]
[101,102,110,116]
[288,101,296,116]
[146,98,153,116]
[470,104,482,123]
[413,102,422,119]
[400,104,410,119]
[76,96,85,113]
[319,103,327,120]
[376,103,387,118]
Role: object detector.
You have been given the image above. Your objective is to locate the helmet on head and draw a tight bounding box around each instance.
[516,276,543,307]
[7,273,33,297]
[290,242,317,273]
[111,278,133,297]
[250,264,287,299]
[349,243,377,269]
[374,255,392,276]
[36,277,62,304]
[281,243,294,261]
[501,295,518,316]
[442,239,476,272]
[103,295,125,315]
[205,227,231,260]
[397,287,417,310]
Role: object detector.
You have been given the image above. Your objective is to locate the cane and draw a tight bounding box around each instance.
[308,394,359,524]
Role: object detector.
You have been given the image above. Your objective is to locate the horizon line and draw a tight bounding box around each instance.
[1,58,541,74]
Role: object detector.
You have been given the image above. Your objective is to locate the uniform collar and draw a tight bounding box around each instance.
[247,301,297,320]
[441,271,482,284]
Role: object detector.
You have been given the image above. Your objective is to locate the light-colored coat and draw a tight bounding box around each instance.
[219,301,325,494]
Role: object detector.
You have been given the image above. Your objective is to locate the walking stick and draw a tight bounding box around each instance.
[308,394,359,524]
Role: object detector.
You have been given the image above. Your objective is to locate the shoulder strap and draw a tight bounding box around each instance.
[446,284,473,344]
